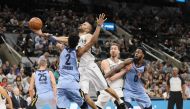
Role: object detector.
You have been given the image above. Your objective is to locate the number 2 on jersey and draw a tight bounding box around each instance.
[65,54,71,65]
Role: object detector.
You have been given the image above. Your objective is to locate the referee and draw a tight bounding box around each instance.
[167,67,187,109]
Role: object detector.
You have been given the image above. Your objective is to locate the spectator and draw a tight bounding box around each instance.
[0,58,2,67]
[13,76,24,95]
[7,68,16,84]
[6,84,14,97]
[0,77,8,87]
[4,61,11,75]
[11,87,27,109]
[9,16,19,26]
[0,67,5,82]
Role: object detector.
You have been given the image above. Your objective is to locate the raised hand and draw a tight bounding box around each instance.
[96,13,107,26]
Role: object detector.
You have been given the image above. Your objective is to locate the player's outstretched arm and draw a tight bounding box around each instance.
[77,13,107,57]
[105,58,133,78]
[0,86,13,109]
[32,29,68,44]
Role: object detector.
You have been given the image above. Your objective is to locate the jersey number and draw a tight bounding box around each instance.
[38,73,47,81]
[65,54,71,65]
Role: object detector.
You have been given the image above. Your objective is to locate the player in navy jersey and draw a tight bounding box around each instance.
[29,59,57,109]
[105,47,152,109]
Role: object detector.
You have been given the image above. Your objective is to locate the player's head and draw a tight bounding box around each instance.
[134,47,145,62]
[68,32,80,49]
[38,59,48,68]
[172,67,179,77]
[110,42,120,58]
[78,22,92,33]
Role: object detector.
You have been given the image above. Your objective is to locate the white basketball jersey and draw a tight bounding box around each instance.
[107,58,124,88]
[77,34,95,66]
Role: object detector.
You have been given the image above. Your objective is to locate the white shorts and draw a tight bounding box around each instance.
[79,62,108,94]
[95,88,123,108]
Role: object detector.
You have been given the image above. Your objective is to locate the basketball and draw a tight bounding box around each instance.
[28,17,43,30]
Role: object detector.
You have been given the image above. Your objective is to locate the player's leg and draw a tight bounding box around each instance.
[35,93,49,109]
[105,88,121,103]
[64,89,86,108]
[135,93,152,109]
[79,67,98,109]
[123,90,134,109]
[83,94,98,109]
[47,91,56,109]
[57,88,70,109]
[95,90,111,109]
[89,63,124,105]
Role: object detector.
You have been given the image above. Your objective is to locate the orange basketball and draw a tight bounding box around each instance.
[28,17,43,30]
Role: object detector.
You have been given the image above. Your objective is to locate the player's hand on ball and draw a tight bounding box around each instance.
[96,13,107,26]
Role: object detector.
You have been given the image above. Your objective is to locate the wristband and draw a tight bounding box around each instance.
[49,35,57,45]
[97,24,102,27]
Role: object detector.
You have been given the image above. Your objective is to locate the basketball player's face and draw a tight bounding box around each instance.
[134,49,144,61]
[110,45,119,58]
[79,22,91,32]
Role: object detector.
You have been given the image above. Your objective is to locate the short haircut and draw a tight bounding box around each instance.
[38,59,47,66]
[110,41,120,50]
[68,32,80,49]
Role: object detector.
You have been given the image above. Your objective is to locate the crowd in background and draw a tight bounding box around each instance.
[0,1,190,108]
[113,4,190,61]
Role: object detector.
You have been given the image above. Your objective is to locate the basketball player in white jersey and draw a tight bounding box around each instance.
[0,86,13,109]
[96,42,125,109]
[77,13,124,109]
[29,59,57,109]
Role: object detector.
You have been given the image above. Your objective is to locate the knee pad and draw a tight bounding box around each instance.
[144,105,152,109]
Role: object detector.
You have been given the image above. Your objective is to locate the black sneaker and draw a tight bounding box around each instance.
[119,103,126,109]
[96,105,102,109]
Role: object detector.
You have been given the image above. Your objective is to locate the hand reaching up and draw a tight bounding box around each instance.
[96,13,107,26]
